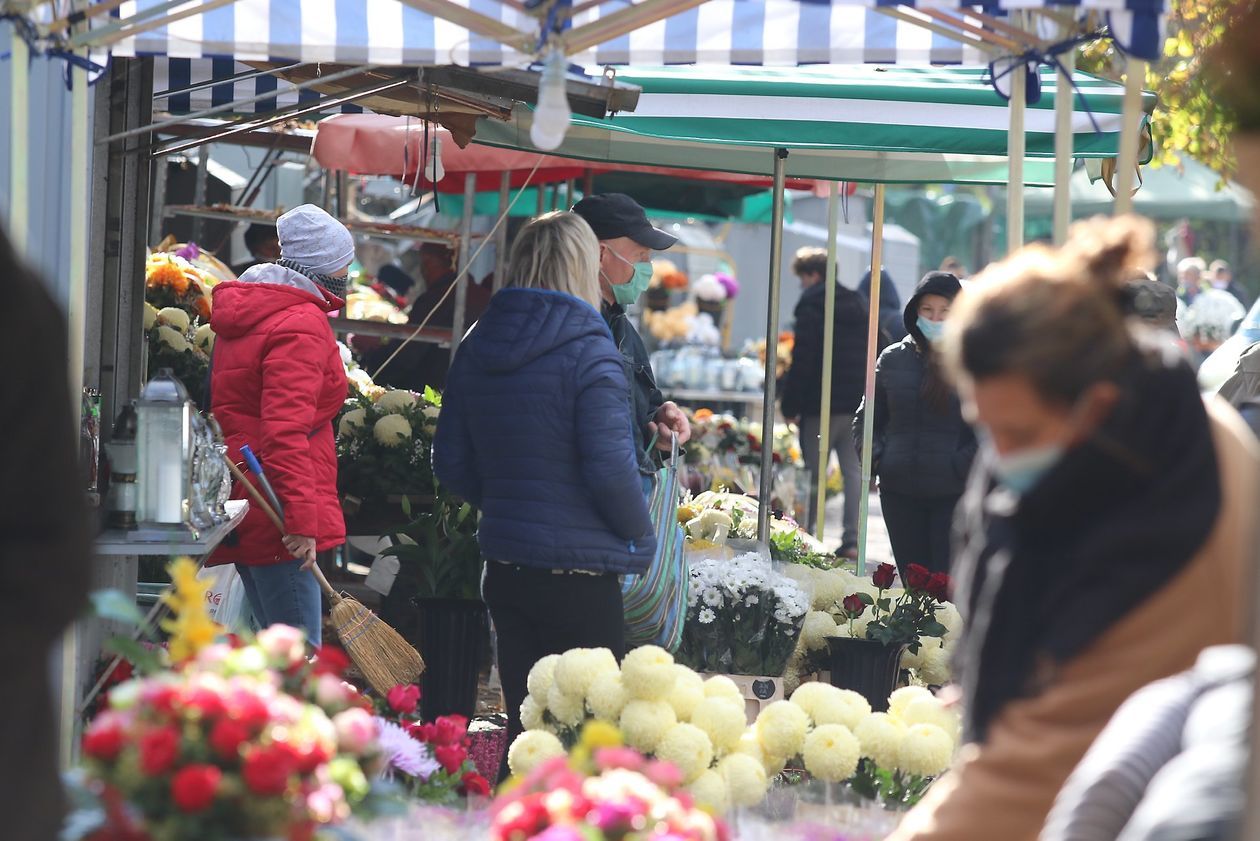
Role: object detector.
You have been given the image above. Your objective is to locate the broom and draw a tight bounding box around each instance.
[222,455,425,695]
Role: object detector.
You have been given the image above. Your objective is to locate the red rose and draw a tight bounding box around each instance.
[435,744,467,775]
[171,764,222,813]
[407,722,437,743]
[147,685,181,718]
[432,715,469,746]
[83,722,125,762]
[107,659,134,687]
[296,742,331,775]
[872,563,897,590]
[139,726,181,776]
[841,594,866,617]
[313,646,352,677]
[386,684,421,716]
[927,572,952,602]
[184,687,226,720]
[242,745,295,796]
[461,772,491,797]
[209,718,251,761]
[227,689,271,732]
[905,564,932,592]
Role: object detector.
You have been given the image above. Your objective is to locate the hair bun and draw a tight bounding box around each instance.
[1064,215,1157,292]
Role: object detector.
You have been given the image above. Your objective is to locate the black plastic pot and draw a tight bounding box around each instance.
[825,637,905,711]
[408,597,489,720]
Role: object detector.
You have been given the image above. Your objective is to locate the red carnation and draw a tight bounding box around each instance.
[927,572,952,602]
[432,715,469,746]
[461,772,491,797]
[184,687,226,720]
[386,684,421,716]
[841,594,866,618]
[904,564,932,592]
[872,563,897,590]
[83,722,125,762]
[313,646,352,677]
[147,685,181,718]
[139,726,181,776]
[171,764,222,813]
[435,744,467,775]
[209,718,251,761]
[242,745,295,796]
[227,689,271,732]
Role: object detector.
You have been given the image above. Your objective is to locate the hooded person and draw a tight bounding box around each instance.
[859,267,908,343]
[208,204,353,646]
[853,271,976,577]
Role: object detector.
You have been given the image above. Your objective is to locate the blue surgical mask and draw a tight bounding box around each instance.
[991,442,1064,494]
[605,248,653,307]
[917,316,945,345]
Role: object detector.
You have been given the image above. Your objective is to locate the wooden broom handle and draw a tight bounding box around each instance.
[222,455,340,601]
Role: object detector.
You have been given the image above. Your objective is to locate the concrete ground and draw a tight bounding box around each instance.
[818,487,894,569]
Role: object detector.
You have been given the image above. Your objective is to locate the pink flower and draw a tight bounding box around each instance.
[592,801,643,833]
[534,827,585,841]
[386,684,421,716]
[306,782,350,823]
[256,625,307,665]
[595,747,647,773]
[314,674,355,711]
[645,761,684,791]
[332,707,378,754]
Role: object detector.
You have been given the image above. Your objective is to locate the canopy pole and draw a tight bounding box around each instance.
[1113,57,1146,214]
[856,184,886,578]
[451,172,476,358]
[757,149,788,545]
[1006,54,1027,254]
[9,27,30,254]
[493,171,510,293]
[813,181,840,544]
[1052,47,1075,245]
[583,168,595,196]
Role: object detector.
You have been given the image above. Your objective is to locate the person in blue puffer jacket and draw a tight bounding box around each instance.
[432,211,656,756]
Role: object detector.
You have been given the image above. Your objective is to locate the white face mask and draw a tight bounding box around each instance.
[990,442,1065,494]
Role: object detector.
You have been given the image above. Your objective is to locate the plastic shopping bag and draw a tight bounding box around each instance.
[198,564,250,632]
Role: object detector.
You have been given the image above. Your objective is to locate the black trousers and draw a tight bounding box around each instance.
[879,491,960,578]
[483,561,626,777]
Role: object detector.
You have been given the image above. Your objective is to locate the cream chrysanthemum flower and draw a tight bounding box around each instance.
[554,648,599,698]
[507,730,565,777]
[790,683,869,730]
[734,730,781,776]
[520,694,546,732]
[375,389,417,414]
[143,302,159,330]
[547,684,587,729]
[156,306,191,332]
[619,699,677,753]
[157,325,189,353]
[755,700,809,761]
[338,408,368,438]
[703,675,745,708]
[802,723,861,783]
[898,723,955,777]
[689,697,747,755]
[888,686,934,721]
[689,770,729,815]
[527,654,561,700]
[918,643,952,686]
[800,611,839,651]
[667,665,706,720]
[373,414,413,447]
[900,696,961,739]
[193,323,215,351]
[854,712,905,769]
[586,670,629,721]
[621,645,676,701]
[655,723,715,784]
[717,753,769,807]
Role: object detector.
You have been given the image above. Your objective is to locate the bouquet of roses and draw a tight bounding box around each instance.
[336,385,442,503]
[838,563,950,656]
[372,683,491,804]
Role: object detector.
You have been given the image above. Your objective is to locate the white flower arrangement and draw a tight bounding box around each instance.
[373,414,413,447]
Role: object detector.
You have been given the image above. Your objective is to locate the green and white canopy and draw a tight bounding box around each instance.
[474,65,1156,186]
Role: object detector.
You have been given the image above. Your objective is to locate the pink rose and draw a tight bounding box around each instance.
[256,625,307,665]
[314,674,355,711]
[333,707,378,754]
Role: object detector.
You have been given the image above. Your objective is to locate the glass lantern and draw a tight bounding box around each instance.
[136,368,194,529]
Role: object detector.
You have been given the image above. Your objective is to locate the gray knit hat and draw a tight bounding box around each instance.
[277,204,356,275]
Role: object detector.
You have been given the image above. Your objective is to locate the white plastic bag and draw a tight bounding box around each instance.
[197,564,250,632]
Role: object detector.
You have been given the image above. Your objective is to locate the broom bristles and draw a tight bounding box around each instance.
[329,595,425,696]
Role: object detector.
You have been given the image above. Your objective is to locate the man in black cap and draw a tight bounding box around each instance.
[232,223,281,277]
[572,193,691,472]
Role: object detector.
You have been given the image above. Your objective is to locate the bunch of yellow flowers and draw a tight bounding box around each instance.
[159,557,222,662]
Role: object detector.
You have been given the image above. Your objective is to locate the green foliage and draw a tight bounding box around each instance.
[335,390,438,502]
[146,328,209,408]
[381,491,482,601]
[850,758,935,810]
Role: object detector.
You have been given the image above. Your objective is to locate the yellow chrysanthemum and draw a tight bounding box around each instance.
[898,724,955,777]
[156,325,189,353]
[520,695,546,732]
[619,699,676,753]
[689,697,747,755]
[688,770,729,815]
[579,719,623,751]
[555,648,601,698]
[717,753,769,807]
[703,675,745,707]
[507,730,565,777]
[888,686,934,721]
[193,323,216,351]
[143,302,159,330]
[373,414,413,447]
[655,723,715,783]
[900,695,961,740]
[755,700,809,761]
[802,724,861,783]
[791,683,870,730]
[547,684,587,729]
[527,655,561,701]
[621,645,676,701]
[586,671,629,722]
[156,306,192,333]
[375,389,417,414]
[338,408,368,438]
[854,712,905,770]
[667,665,706,720]
[799,611,839,652]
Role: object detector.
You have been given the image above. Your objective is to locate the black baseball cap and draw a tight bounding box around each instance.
[1123,274,1179,332]
[571,193,677,250]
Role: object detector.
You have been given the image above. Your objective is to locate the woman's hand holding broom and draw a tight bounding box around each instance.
[284,534,318,570]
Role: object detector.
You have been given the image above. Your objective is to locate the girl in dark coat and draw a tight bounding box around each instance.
[854,271,975,576]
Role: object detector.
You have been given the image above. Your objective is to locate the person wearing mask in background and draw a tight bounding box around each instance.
[939,256,968,280]
[886,216,1259,841]
[1176,256,1207,304]
[1209,258,1250,307]
[209,205,352,646]
[572,194,692,470]
[780,246,870,556]
[859,267,907,343]
[432,212,655,772]
[0,225,91,841]
[853,272,973,577]
[232,223,281,277]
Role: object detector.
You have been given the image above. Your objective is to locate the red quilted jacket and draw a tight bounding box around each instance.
[207,265,348,566]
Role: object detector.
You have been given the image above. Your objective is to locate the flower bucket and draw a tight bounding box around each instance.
[825,637,905,711]
[410,597,489,720]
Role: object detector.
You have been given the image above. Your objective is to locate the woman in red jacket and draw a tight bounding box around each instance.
[209,205,352,645]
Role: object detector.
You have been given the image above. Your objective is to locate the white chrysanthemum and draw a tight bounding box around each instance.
[689,770,730,815]
[520,694,545,732]
[689,697,747,755]
[900,695,961,740]
[734,729,781,776]
[143,302,159,330]
[918,643,953,686]
[373,414,413,447]
[802,723,861,783]
[547,684,586,728]
[619,700,677,753]
[755,700,809,761]
[194,323,216,351]
[717,753,769,808]
[156,306,191,332]
[156,325,189,353]
[667,665,706,720]
[621,645,676,701]
[800,611,839,652]
[527,654,561,700]
[854,712,905,769]
[588,648,620,677]
[375,389,417,414]
[338,342,353,367]
[555,648,599,698]
[703,675,745,708]
[507,730,565,777]
[422,405,441,426]
[789,683,870,730]
[888,686,934,721]
[586,671,629,721]
[937,602,963,637]
[338,408,368,438]
[898,724,955,777]
[656,723,715,784]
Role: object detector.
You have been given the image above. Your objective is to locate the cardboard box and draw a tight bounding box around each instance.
[704,672,786,724]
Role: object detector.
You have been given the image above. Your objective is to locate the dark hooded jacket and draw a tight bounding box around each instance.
[854,272,975,498]
[860,268,908,343]
[433,288,656,574]
[780,279,871,419]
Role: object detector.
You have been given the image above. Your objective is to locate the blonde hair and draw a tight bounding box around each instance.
[943,215,1156,405]
[507,212,602,309]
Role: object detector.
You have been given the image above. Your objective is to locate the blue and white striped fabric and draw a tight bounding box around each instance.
[153,58,366,116]
[107,0,1167,69]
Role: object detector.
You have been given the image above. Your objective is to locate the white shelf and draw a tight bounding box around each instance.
[95,499,249,557]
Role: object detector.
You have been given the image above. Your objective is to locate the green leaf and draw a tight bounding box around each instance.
[877,597,891,612]
[920,621,948,637]
[89,590,146,627]
[104,637,163,675]
[400,495,412,517]
[856,592,875,606]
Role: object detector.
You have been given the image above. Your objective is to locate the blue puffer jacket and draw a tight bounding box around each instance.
[432,288,657,574]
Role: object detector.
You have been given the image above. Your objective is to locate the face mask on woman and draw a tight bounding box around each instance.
[604,247,653,307]
[990,442,1065,494]
[917,316,946,345]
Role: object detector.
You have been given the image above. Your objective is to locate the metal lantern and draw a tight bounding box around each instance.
[136,368,194,529]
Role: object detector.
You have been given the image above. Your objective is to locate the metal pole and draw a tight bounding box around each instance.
[856,184,886,577]
[192,148,210,244]
[757,149,788,545]
[150,155,168,247]
[1113,57,1146,214]
[451,172,476,357]
[9,28,30,254]
[1052,48,1075,245]
[813,181,840,543]
[494,170,510,292]
[564,178,576,209]
[1006,17,1027,255]
[583,168,595,197]
[536,183,546,216]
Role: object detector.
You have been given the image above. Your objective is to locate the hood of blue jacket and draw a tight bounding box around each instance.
[465,288,613,373]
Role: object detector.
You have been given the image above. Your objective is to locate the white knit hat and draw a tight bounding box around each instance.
[277,204,356,275]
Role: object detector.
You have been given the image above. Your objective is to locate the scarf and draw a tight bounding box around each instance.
[951,337,1222,743]
[276,258,347,300]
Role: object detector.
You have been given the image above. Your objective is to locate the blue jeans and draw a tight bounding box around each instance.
[236,560,322,646]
